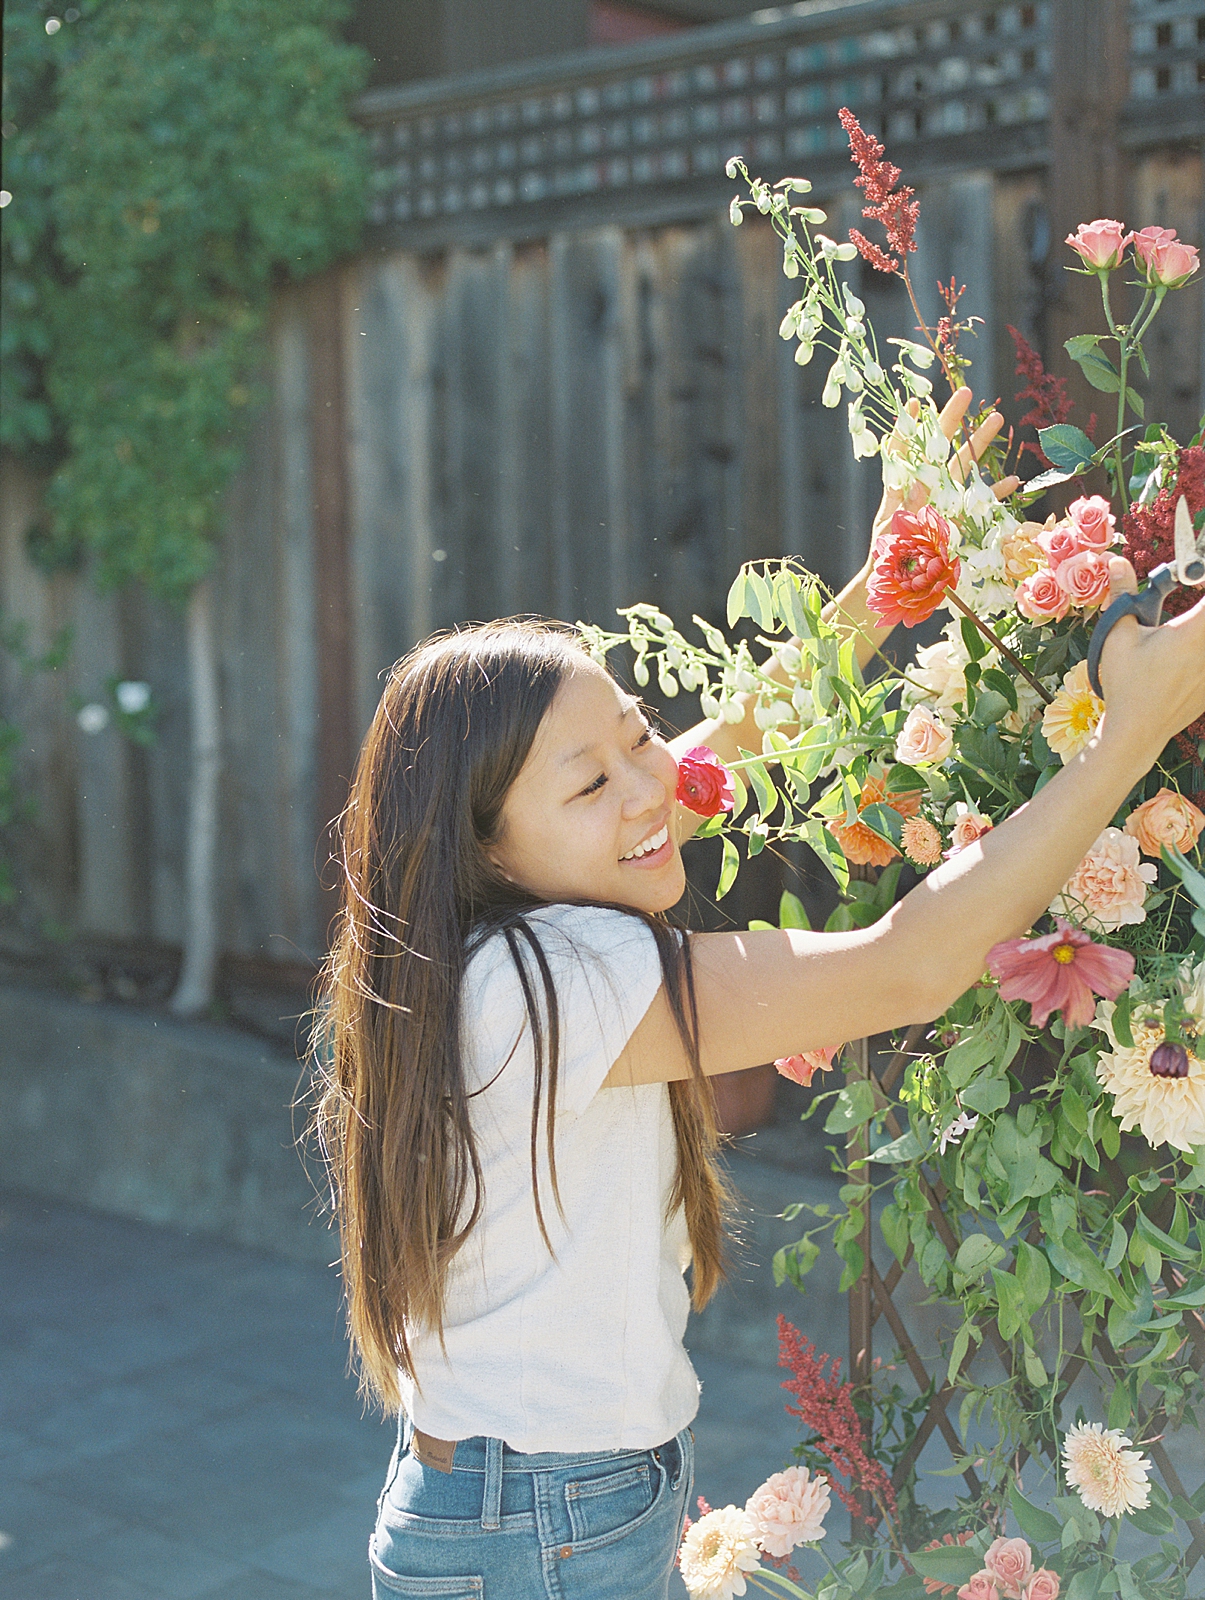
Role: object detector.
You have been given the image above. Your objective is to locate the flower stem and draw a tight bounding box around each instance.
[943,590,1054,704]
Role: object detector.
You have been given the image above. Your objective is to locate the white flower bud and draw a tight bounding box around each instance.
[783,249,799,279]
[776,642,802,673]
[822,362,843,408]
[796,206,827,225]
[735,669,758,694]
[779,304,802,340]
[658,666,679,698]
[863,360,884,385]
[832,242,858,261]
[725,157,741,180]
[794,338,815,366]
[721,697,745,724]
[700,691,722,720]
[729,197,743,226]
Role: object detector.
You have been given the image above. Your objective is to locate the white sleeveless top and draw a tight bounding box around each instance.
[398,904,700,1453]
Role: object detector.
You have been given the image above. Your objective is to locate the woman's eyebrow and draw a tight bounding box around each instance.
[559,699,641,767]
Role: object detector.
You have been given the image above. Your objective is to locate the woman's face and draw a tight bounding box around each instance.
[488,661,685,914]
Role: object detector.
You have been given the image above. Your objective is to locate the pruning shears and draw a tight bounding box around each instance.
[1086,496,1205,697]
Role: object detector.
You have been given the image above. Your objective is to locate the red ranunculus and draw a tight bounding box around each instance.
[676,746,735,816]
[866,505,960,628]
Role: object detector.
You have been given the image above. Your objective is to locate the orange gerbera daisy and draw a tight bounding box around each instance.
[826,773,922,867]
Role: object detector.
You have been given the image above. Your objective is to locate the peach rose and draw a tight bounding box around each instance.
[1052,826,1157,932]
[1036,520,1079,569]
[1025,1572,1060,1600]
[1054,548,1112,609]
[1066,219,1131,271]
[946,803,994,855]
[896,704,954,766]
[1133,225,1200,289]
[984,1537,1034,1600]
[1001,526,1045,583]
[1068,495,1116,551]
[1017,569,1070,622]
[1124,787,1205,857]
[958,1575,1000,1600]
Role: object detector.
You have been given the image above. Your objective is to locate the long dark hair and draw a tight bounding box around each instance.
[312,619,730,1411]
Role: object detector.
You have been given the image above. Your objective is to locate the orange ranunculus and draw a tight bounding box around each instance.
[826,773,922,867]
[1124,786,1205,858]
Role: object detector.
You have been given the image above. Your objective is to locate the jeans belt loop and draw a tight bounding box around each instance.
[482,1435,503,1530]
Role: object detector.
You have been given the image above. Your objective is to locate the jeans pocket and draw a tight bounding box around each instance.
[564,1456,657,1546]
[369,1547,483,1598]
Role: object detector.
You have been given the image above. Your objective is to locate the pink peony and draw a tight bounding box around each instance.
[984,1537,1034,1600]
[1067,495,1116,551]
[676,747,735,817]
[1053,548,1112,610]
[986,916,1135,1030]
[958,1575,1000,1600]
[1133,225,1200,290]
[745,1465,831,1557]
[867,506,961,628]
[1124,786,1205,857]
[1053,826,1157,932]
[1025,1572,1060,1600]
[1016,569,1070,623]
[775,1047,837,1087]
[1065,219,1131,271]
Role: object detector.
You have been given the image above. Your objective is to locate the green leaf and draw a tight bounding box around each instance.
[993,1268,1027,1340]
[1112,988,1135,1049]
[908,1548,982,1586]
[880,1203,910,1266]
[870,1127,927,1164]
[961,1073,1011,1116]
[1128,1501,1176,1536]
[955,1233,1006,1282]
[960,616,989,663]
[1008,1483,1063,1543]
[979,666,1018,712]
[1038,424,1096,471]
[859,801,903,848]
[1023,1344,1047,1387]
[748,570,775,631]
[1046,1232,1124,1301]
[716,835,740,900]
[1125,387,1144,419]
[1064,1566,1103,1600]
[1065,335,1121,393]
[778,890,811,930]
[726,571,750,628]
[1014,1241,1051,1311]
[1161,1280,1205,1309]
[1134,1207,1195,1263]
[824,1079,877,1133]
[1104,1218,1128,1271]
[746,758,778,822]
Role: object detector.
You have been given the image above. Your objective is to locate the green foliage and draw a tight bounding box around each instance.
[3,0,369,599]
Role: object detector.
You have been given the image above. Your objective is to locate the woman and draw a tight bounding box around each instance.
[313,390,1205,1599]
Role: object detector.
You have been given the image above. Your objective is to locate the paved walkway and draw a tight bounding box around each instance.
[0,1188,809,1600]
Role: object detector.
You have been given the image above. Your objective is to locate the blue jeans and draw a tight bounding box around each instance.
[369,1422,694,1599]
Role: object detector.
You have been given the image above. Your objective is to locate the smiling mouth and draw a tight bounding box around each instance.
[620,823,670,863]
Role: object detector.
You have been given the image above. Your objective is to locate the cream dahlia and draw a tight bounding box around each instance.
[1062,1421,1152,1518]
[1095,1016,1205,1152]
[678,1506,762,1599]
[745,1465,830,1557]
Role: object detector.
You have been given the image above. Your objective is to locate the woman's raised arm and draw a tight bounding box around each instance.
[606,566,1205,1087]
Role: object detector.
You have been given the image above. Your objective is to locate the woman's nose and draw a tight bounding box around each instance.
[621,757,670,817]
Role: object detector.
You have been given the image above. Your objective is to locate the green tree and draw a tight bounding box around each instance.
[2,0,369,1009]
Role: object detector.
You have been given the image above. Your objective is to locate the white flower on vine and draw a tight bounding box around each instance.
[937,1109,979,1154]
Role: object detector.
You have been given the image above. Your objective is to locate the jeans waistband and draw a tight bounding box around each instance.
[404,1421,684,1474]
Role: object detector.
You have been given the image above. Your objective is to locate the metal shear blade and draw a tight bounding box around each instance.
[1086,495,1202,698]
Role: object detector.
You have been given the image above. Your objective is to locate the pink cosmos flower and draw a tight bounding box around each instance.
[958,1575,1000,1600]
[1025,1572,1060,1600]
[983,1538,1034,1600]
[1016,569,1070,623]
[745,1465,831,1557]
[1133,225,1200,289]
[775,1047,837,1087]
[986,917,1135,1030]
[1065,219,1131,271]
[1054,548,1112,609]
[1068,495,1116,551]
[676,747,735,816]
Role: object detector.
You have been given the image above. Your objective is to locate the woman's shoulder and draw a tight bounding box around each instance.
[466,902,661,985]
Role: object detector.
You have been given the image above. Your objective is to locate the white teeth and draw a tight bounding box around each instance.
[621,825,669,862]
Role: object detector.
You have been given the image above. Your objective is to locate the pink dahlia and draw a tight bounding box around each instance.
[867,506,961,628]
[745,1465,830,1557]
[986,917,1135,1030]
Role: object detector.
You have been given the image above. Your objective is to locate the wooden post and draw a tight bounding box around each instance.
[307,268,356,938]
[847,1030,875,1534]
[1047,0,1129,415]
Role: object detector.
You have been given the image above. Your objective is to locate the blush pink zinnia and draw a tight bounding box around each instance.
[986,917,1135,1030]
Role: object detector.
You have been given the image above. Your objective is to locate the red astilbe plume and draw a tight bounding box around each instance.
[1008,324,1074,465]
[838,107,919,273]
[1123,444,1205,766]
[777,1315,898,1525]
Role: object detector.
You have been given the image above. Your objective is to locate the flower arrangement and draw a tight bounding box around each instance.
[583,110,1205,1595]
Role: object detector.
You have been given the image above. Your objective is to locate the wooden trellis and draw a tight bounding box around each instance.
[844,1028,1205,1566]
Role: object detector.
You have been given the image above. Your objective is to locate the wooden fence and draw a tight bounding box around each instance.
[0,0,1201,980]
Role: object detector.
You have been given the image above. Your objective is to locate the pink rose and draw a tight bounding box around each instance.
[895,704,954,766]
[1067,495,1116,551]
[958,1575,1000,1600]
[1054,549,1112,610]
[676,747,735,816]
[1133,225,1200,289]
[1017,569,1070,623]
[1065,219,1131,271]
[1025,1572,1060,1600]
[1036,520,1079,569]
[984,1537,1034,1600]
[1124,786,1205,857]
[775,1047,837,1087]
[1052,826,1157,932]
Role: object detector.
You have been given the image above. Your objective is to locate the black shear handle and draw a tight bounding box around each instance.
[1086,563,1177,698]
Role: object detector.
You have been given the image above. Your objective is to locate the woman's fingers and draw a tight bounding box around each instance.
[936,385,973,441]
[1106,554,1139,598]
[951,409,1004,483]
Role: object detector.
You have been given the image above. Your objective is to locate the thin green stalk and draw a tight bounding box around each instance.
[1114,334,1131,511]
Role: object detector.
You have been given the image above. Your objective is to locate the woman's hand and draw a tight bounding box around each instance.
[1096,556,1205,764]
[870,385,1021,547]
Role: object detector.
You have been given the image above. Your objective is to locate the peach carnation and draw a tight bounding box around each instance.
[1124,786,1205,857]
[1062,1421,1152,1518]
[1041,660,1103,762]
[825,773,923,868]
[745,1465,830,1557]
[1095,1016,1205,1152]
[1052,826,1156,932]
[983,1538,1033,1600]
[678,1505,761,1599]
[902,816,943,866]
[895,704,954,766]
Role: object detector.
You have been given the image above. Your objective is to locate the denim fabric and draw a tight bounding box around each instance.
[369,1423,694,1599]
